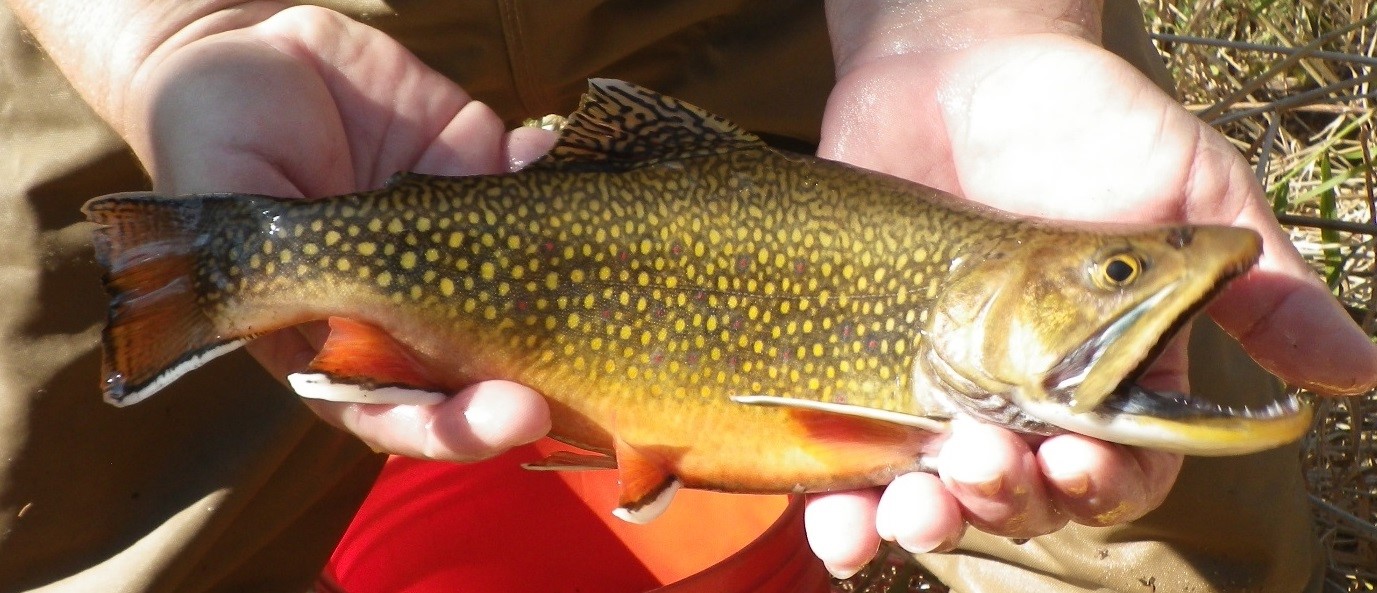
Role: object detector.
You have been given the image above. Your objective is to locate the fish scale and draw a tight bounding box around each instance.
[203,150,989,417]
[85,79,1309,521]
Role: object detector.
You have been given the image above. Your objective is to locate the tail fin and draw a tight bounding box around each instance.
[84,193,248,406]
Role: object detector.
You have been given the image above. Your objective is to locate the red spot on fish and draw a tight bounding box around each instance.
[736,256,750,270]
[686,353,700,365]
[542,241,555,253]
[618,251,629,262]
[841,324,853,339]
[731,319,743,330]
[867,339,878,350]
[671,243,684,256]
[727,356,739,368]
[515,300,530,311]
[794,261,806,275]
[651,353,666,365]
[653,306,667,318]
[693,291,705,301]
[600,309,612,320]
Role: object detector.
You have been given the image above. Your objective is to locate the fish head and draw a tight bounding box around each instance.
[918,223,1312,455]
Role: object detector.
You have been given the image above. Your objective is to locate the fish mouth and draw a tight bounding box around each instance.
[1026,257,1314,456]
[1097,384,1307,424]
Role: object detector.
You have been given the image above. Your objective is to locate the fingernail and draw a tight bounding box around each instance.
[1050,472,1089,496]
[825,562,861,580]
[942,419,1005,496]
[950,473,1001,497]
[894,533,943,555]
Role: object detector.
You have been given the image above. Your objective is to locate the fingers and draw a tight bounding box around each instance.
[1038,435,1182,526]
[804,420,1184,572]
[301,380,551,462]
[1178,127,1377,395]
[505,126,559,171]
[936,418,1067,538]
[413,99,509,177]
[875,472,964,553]
[804,489,881,579]
[1207,214,1377,395]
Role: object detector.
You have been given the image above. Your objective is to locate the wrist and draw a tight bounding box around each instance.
[825,0,1104,77]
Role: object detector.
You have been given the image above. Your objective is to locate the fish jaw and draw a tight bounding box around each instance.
[1014,384,1312,455]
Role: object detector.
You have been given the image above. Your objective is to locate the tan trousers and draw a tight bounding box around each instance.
[0,1,1321,591]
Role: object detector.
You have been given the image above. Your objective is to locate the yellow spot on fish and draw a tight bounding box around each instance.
[357,243,376,256]
[387,219,404,234]
[400,252,418,270]
[480,262,496,281]
[440,278,455,296]
[376,271,393,288]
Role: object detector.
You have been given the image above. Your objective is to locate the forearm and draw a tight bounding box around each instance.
[825,0,1104,75]
[5,1,283,139]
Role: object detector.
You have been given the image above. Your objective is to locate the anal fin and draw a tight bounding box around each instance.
[610,437,681,525]
[287,317,448,405]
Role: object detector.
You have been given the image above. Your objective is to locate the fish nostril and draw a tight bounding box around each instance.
[1165,227,1193,249]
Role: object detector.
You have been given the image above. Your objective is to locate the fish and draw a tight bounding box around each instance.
[84,79,1310,523]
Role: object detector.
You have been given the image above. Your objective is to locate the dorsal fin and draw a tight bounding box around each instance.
[529,79,765,171]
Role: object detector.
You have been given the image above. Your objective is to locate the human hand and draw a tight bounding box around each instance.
[807,0,1377,577]
[122,5,556,460]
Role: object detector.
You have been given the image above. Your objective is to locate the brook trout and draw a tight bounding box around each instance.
[86,79,1309,522]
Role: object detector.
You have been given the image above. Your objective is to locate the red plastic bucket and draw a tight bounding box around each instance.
[322,439,829,592]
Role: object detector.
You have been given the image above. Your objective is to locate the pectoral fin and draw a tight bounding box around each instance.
[730,395,950,432]
[609,437,681,525]
[732,395,946,472]
[287,317,448,405]
[522,450,618,472]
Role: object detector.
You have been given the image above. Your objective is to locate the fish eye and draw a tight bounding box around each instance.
[1094,253,1143,289]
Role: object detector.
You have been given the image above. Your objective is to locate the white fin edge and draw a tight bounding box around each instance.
[611,478,682,525]
[287,373,447,406]
[730,395,950,433]
[106,340,248,407]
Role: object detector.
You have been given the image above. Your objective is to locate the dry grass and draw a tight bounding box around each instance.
[1147,2,1377,590]
[835,1,1377,591]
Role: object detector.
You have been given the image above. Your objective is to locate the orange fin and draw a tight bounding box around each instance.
[730,395,949,432]
[83,193,249,406]
[731,395,946,471]
[287,317,448,405]
[610,437,681,524]
[521,451,618,472]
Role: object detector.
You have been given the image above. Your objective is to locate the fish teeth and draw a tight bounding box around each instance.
[1220,393,1305,420]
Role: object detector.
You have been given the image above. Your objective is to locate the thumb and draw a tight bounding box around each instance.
[1203,159,1377,395]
